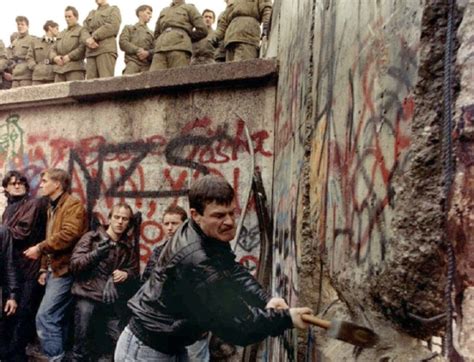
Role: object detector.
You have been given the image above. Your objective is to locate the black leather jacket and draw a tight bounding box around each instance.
[128,220,292,354]
[0,226,18,302]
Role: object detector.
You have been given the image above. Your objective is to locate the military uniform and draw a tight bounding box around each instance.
[50,24,88,82]
[11,33,35,87]
[150,1,208,71]
[214,12,226,62]
[0,40,9,89]
[119,22,154,74]
[191,27,215,65]
[83,3,121,78]
[26,36,56,85]
[212,0,272,61]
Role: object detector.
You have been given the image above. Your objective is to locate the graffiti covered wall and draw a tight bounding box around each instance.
[270,0,456,360]
[0,78,276,271]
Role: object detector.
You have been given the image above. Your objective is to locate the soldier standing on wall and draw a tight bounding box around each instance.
[209,0,273,62]
[83,0,121,79]
[149,0,208,71]
[119,5,154,75]
[0,39,9,89]
[11,16,35,88]
[26,20,59,86]
[50,6,88,83]
[214,1,229,63]
[191,9,217,65]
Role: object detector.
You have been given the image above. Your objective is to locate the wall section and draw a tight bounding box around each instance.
[0,64,277,272]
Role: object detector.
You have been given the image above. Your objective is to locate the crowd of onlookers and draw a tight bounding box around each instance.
[0,168,309,362]
[0,0,273,90]
[0,168,206,361]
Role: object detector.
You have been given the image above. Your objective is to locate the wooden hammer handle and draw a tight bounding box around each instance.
[301,314,331,330]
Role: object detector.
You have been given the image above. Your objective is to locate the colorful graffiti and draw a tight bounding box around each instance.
[1,115,272,269]
[312,13,419,273]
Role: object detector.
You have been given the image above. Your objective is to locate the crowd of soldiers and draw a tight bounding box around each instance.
[0,0,273,90]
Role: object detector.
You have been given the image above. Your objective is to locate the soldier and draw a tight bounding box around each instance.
[191,9,216,66]
[149,0,208,71]
[210,0,273,62]
[119,5,154,75]
[11,16,35,88]
[0,40,9,89]
[1,33,19,89]
[83,0,122,79]
[50,6,88,82]
[214,1,228,63]
[26,20,59,86]
[70,203,139,361]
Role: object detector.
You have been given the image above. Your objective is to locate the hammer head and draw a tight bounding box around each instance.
[327,320,379,348]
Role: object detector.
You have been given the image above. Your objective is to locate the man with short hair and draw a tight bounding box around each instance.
[11,16,35,88]
[70,203,139,361]
[24,168,87,362]
[210,0,273,61]
[26,20,59,85]
[0,171,48,360]
[50,6,88,82]
[141,205,187,283]
[191,9,216,65]
[115,175,312,361]
[83,0,122,79]
[149,0,208,71]
[119,5,154,75]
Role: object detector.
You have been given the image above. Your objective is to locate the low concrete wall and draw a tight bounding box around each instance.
[0,60,277,271]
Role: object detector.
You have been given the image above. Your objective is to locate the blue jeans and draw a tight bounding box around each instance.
[186,334,210,362]
[115,326,189,362]
[35,272,74,361]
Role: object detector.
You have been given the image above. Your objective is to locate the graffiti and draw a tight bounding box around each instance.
[311,11,419,272]
[0,115,25,167]
[3,115,272,269]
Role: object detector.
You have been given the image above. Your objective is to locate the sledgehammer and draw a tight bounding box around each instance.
[301,314,379,348]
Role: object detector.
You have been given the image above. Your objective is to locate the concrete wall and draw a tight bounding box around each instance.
[0,61,277,271]
[268,0,467,360]
[450,0,474,359]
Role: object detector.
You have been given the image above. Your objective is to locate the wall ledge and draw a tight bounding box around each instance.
[0,58,278,111]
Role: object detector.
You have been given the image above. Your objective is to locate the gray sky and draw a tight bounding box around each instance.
[0,0,226,73]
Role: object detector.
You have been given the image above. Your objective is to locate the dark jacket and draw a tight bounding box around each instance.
[127,220,292,354]
[141,240,168,284]
[0,227,18,302]
[2,195,48,281]
[38,193,88,277]
[70,226,139,302]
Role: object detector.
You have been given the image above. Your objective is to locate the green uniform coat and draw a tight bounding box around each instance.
[192,28,215,59]
[154,2,208,54]
[11,33,35,80]
[214,0,272,48]
[83,4,121,57]
[0,40,8,72]
[26,37,56,82]
[119,22,154,67]
[50,25,88,74]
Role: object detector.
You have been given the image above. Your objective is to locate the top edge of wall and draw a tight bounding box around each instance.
[0,58,279,111]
